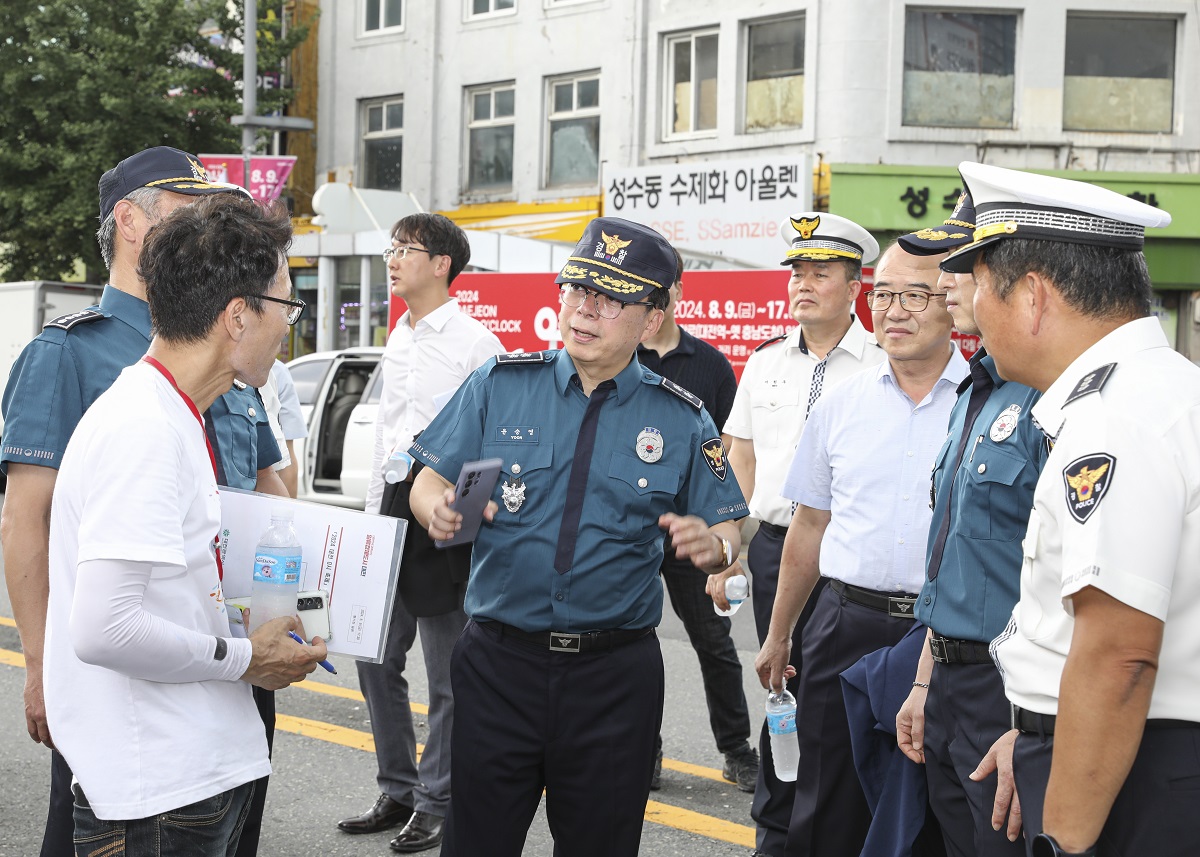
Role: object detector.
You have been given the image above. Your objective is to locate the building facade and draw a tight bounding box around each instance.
[309,0,1200,355]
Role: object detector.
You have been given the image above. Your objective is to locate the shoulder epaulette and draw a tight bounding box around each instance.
[754,333,788,353]
[1064,363,1116,405]
[43,309,106,332]
[660,377,702,410]
[496,351,551,365]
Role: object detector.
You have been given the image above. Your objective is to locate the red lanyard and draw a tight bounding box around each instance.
[141,356,224,580]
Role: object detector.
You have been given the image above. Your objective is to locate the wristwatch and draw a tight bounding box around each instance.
[213,637,228,661]
[715,536,733,569]
[1031,833,1097,857]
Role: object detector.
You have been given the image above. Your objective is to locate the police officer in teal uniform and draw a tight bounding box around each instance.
[893,192,1046,857]
[409,217,747,857]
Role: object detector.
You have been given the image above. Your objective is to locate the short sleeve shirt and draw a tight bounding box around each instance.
[724,317,885,526]
[782,351,969,593]
[205,384,281,491]
[995,318,1200,722]
[916,354,1046,642]
[2,286,151,473]
[411,350,748,633]
[44,363,269,820]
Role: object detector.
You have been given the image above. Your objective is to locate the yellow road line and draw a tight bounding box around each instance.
[0,616,16,628]
[645,800,755,848]
[1,643,749,844]
[291,678,429,716]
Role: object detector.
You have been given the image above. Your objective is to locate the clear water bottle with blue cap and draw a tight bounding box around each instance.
[713,574,749,616]
[766,687,800,781]
[250,508,302,633]
[384,449,414,484]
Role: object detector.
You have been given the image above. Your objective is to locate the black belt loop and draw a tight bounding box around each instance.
[829,579,918,618]
[480,621,652,653]
[930,634,993,665]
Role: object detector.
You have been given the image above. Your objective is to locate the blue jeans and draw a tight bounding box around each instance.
[72,781,255,857]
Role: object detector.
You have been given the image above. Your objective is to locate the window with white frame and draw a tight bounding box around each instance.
[361,97,403,190]
[364,0,403,33]
[1064,15,1175,133]
[665,29,719,138]
[546,73,600,187]
[466,84,515,191]
[902,10,1017,129]
[468,0,515,18]
[745,15,805,132]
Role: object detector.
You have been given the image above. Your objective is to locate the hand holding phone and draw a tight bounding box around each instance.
[436,458,503,548]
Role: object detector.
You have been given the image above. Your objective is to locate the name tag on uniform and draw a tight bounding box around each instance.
[494,426,540,443]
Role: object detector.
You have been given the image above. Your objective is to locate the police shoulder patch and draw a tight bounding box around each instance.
[1062,453,1115,524]
[754,333,788,353]
[496,350,550,365]
[660,378,702,409]
[1064,363,1116,405]
[43,309,107,331]
[701,437,728,481]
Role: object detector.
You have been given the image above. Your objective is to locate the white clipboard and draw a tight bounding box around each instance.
[217,488,406,663]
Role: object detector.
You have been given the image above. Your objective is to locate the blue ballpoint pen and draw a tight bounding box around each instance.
[287,630,337,675]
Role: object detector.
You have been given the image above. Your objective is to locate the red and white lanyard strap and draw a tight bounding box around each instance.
[140,356,224,580]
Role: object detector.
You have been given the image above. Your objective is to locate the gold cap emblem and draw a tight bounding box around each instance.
[600,231,633,255]
[791,216,820,241]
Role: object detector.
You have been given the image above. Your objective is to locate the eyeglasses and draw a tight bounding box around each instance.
[382,245,431,262]
[254,293,307,325]
[560,284,652,320]
[864,290,948,312]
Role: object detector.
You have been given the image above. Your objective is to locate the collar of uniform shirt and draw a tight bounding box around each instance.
[100,283,152,340]
[1031,316,1165,439]
[795,314,877,360]
[554,349,644,403]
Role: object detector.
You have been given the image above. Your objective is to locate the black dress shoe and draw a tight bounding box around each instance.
[337,794,414,834]
[389,811,444,853]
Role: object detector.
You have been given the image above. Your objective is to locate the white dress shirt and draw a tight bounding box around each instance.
[783,349,969,593]
[724,317,885,526]
[365,299,505,514]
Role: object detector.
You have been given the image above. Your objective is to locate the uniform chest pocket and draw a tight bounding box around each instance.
[749,387,801,448]
[212,406,258,487]
[598,452,681,535]
[482,441,554,527]
[961,447,1031,541]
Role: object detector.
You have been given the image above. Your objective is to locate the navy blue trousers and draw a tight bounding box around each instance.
[441,620,664,857]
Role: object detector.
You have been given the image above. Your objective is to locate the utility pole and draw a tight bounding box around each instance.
[233,0,313,194]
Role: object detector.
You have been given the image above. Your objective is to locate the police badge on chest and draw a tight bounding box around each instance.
[502,474,525,513]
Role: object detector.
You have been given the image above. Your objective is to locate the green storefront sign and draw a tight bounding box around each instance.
[830,164,1200,289]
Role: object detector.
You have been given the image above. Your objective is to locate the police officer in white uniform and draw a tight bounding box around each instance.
[942,162,1197,857]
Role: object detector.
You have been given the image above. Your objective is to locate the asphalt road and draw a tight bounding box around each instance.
[0,494,766,856]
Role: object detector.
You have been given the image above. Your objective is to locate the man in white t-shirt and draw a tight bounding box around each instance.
[43,194,326,855]
[338,213,504,853]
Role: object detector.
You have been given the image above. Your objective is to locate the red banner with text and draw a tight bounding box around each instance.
[389,270,979,381]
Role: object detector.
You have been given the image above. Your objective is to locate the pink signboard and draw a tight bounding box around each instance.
[198,155,296,204]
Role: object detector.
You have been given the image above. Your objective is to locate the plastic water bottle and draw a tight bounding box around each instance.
[250,508,302,633]
[766,688,800,782]
[714,575,750,616]
[383,449,414,484]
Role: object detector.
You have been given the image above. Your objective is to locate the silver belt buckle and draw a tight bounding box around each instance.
[549,632,581,653]
[888,597,916,619]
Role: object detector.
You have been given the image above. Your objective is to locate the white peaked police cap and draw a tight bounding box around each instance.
[778,212,880,266]
[941,161,1172,273]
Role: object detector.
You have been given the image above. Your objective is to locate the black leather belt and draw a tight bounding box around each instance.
[829,580,918,618]
[1012,705,1056,736]
[930,634,993,665]
[1013,705,1200,738]
[758,521,789,538]
[480,621,653,653]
